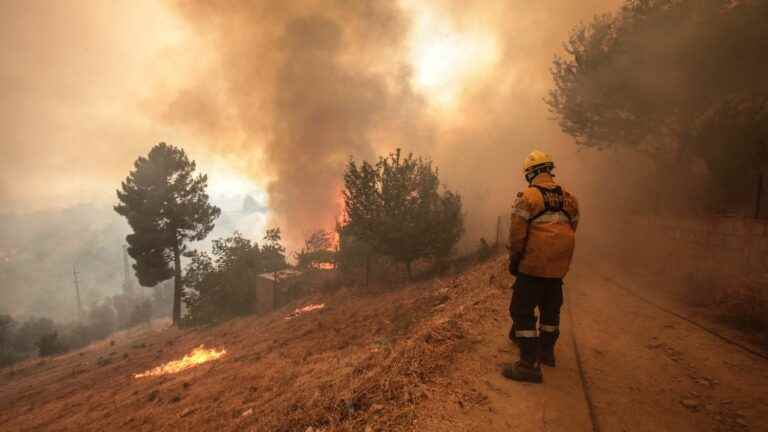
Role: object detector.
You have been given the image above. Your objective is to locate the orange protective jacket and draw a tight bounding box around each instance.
[508,173,579,279]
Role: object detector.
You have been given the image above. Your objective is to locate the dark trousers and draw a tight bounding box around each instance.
[509,273,563,363]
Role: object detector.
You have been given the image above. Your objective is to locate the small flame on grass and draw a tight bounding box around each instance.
[134,345,226,378]
[285,303,326,320]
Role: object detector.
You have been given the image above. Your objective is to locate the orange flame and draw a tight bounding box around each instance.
[134,345,227,378]
[285,303,326,320]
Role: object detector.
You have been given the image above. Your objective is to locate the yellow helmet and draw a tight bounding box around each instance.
[523,150,555,182]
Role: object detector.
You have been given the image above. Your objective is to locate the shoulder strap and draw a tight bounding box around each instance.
[529,185,573,223]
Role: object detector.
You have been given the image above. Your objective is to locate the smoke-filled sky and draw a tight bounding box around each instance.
[1,0,621,246]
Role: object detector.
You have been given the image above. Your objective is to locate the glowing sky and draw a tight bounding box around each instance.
[0,0,620,241]
[404,1,500,108]
[0,0,226,211]
[0,1,498,209]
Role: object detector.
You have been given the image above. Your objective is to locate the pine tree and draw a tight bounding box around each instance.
[115,143,220,325]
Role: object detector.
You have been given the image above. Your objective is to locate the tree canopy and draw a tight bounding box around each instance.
[693,95,768,208]
[115,143,220,324]
[294,229,336,270]
[0,315,14,350]
[343,149,464,277]
[183,231,288,324]
[547,0,768,164]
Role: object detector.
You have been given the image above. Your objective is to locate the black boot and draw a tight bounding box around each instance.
[539,329,559,368]
[539,349,556,368]
[502,360,543,383]
[502,337,542,383]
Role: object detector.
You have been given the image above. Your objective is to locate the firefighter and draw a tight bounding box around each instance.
[503,150,580,383]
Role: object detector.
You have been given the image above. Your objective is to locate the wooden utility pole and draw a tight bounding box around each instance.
[73,265,83,323]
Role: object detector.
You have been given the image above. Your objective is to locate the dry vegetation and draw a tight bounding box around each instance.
[0,256,509,432]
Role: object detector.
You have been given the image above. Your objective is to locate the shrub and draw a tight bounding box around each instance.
[0,351,24,367]
[477,238,493,261]
[12,318,56,354]
[87,301,116,340]
[35,332,66,357]
[129,299,153,326]
[183,231,289,325]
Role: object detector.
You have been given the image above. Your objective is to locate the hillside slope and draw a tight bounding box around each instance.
[4,253,766,432]
[1,257,541,431]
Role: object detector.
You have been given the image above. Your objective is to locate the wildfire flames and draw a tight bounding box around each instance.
[134,345,227,378]
[285,303,326,320]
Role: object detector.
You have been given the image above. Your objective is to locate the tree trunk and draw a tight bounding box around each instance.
[406,260,412,281]
[172,240,182,325]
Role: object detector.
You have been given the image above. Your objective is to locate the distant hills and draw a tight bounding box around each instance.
[0,194,269,322]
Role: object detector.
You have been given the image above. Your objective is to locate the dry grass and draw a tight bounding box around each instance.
[0,257,506,432]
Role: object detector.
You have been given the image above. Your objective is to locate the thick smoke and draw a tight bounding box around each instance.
[427,0,625,242]
[166,0,621,246]
[268,15,397,242]
[167,0,436,245]
[0,0,208,211]
[1,0,638,319]
[1,0,624,242]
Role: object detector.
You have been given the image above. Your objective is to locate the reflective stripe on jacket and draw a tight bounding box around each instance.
[508,173,579,278]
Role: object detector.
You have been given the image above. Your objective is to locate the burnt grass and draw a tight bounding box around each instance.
[0,257,507,432]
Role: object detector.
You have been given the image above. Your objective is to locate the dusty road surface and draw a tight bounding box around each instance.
[1,255,766,431]
[417,254,768,432]
[565,263,768,432]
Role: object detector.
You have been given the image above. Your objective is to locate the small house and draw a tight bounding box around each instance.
[252,269,304,314]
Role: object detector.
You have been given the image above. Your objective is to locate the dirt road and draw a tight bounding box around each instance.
[421,256,768,432]
[567,263,768,432]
